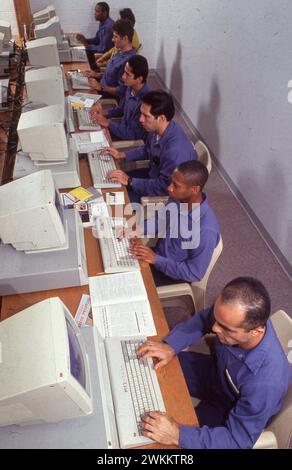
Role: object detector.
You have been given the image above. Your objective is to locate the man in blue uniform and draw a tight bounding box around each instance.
[138,277,291,448]
[106,91,197,202]
[76,2,114,54]
[90,55,150,141]
[85,19,136,99]
[128,160,220,285]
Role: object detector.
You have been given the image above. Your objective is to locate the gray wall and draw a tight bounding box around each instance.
[29,0,158,67]
[155,0,292,276]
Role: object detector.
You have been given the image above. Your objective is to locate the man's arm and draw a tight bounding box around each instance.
[154,231,219,283]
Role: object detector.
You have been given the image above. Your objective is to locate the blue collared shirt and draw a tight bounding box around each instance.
[86,17,114,53]
[107,83,150,141]
[101,48,136,98]
[144,195,220,282]
[164,308,291,449]
[125,121,197,196]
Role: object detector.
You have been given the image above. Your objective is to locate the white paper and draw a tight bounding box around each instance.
[90,201,109,218]
[84,98,95,108]
[92,301,156,338]
[89,271,147,307]
[106,191,125,205]
[74,294,91,328]
[72,131,109,153]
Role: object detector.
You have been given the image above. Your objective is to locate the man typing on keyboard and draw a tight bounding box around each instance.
[137,278,291,449]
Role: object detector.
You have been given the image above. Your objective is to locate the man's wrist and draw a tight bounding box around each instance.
[127,176,132,187]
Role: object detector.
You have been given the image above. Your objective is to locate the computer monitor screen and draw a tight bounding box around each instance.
[33,5,56,25]
[0,170,67,252]
[0,297,93,427]
[17,104,68,162]
[25,66,65,106]
[0,20,12,42]
[34,16,62,46]
[26,37,60,67]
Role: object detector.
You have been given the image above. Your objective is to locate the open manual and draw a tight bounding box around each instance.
[89,271,156,338]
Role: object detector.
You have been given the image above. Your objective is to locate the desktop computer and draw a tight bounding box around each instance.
[33,5,56,25]
[34,16,63,46]
[25,65,65,106]
[14,138,81,189]
[26,37,60,67]
[0,20,12,44]
[17,104,68,162]
[0,170,88,295]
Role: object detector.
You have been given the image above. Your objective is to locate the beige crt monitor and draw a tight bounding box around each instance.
[0,297,93,426]
[0,20,12,43]
[0,170,66,252]
[25,66,65,106]
[34,16,63,46]
[26,37,60,67]
[17,104,68,162]
[33,5,56,25]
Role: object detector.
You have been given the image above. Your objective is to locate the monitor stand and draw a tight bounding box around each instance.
[0,209,88,296]
[0,327,119,449]
[13,138,80,189]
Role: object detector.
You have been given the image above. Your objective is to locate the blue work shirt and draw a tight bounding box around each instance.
[101,48,136,98]
[125,121,197,196]
[164,307,291,449]
[86,17,114,53]
[107,83,150,141]
[144,195,220,282]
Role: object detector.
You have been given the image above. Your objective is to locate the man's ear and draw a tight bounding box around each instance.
[250,325,265,336]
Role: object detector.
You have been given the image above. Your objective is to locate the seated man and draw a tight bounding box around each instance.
[96,8,141,68]
[76,2,114,54]
[106,91,197,202]
[90,55,150,141]
[129,161,220,285]
[85,19,136,99]
[138,277,291,448]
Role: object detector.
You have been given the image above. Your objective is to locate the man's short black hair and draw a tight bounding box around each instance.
[119,8,136,26]
[177,160,209,190]
[221,277,271,330]
[142,91,175,121]
[97,2,110,16]
[112,19,134,43]
[127,55,148,83]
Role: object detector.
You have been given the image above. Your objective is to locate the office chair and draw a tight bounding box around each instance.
[157,235,223,314]
[253,310,292,449]
[194,139,212,174]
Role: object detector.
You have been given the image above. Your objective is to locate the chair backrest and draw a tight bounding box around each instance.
[191,235,223,312]
[263,310,292,448]
[193,140,212,174]
[136,43,143,53]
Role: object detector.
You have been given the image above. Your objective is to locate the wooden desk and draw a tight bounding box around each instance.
[0,64,198,448]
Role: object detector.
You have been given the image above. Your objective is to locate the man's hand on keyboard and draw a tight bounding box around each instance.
[83,70,102,79]
[88,78,103,90]
[100,147,125,160]
[89,102,104,118]
[91,113,109,128]
[107,169,129,185]
[137,340,175,370]
[129,242,157,264]
[141,411,180,446]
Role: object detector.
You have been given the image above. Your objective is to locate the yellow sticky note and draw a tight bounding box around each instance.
[69,186,93,201]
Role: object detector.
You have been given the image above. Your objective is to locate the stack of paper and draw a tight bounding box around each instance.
[89,272,156,338]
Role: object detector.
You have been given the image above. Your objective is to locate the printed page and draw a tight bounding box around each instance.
[89,272,147,307]
[92,301,156,338]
